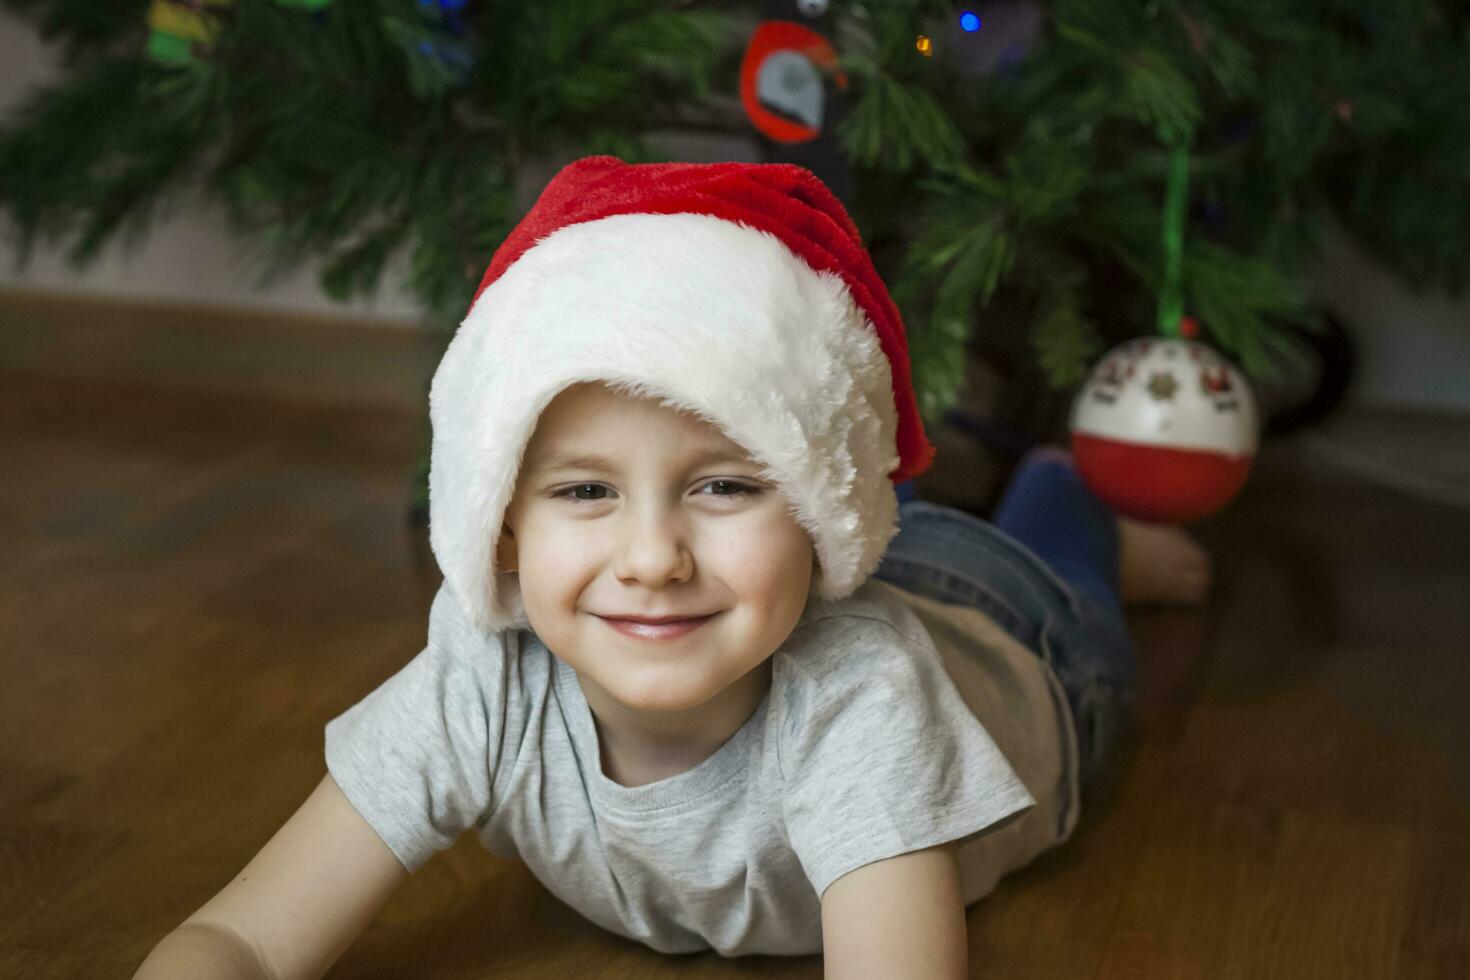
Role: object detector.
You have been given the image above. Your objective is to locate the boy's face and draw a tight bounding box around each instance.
[499,382,816,722]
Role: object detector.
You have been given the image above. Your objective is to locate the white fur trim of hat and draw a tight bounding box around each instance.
[428,210,905,634]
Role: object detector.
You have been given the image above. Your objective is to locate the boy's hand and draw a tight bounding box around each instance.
[819,842,968,979]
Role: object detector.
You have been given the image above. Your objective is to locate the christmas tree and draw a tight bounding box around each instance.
[3,0,1467,504]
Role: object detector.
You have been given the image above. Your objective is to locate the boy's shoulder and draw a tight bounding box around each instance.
[792,576,927,635]
[778,578,935,671]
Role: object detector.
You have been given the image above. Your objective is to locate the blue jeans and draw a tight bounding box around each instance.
[875,451,1137,797]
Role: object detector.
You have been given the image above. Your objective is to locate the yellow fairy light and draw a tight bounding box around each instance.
[915,34,933,57]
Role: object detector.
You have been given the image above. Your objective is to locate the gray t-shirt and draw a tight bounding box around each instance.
[324,576,1079,957]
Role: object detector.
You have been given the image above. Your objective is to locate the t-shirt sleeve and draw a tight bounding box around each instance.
[778,616,1037,899]
[323,583,506,873]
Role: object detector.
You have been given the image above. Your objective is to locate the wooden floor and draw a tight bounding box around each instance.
[2,368,1467,979]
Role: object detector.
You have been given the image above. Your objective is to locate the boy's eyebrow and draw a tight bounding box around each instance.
[527,447,756,474]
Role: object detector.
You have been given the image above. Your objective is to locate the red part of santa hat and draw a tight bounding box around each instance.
[473,156,934,482]
[429,156,935,634]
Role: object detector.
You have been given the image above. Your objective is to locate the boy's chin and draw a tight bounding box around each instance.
[603,677,726,716]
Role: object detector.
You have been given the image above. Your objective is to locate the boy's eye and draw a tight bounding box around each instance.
[699,480,759,497]
[549,480,760,502]
[556,484,609,501]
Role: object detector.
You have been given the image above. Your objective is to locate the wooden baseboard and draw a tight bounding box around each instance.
[0,286,440,415]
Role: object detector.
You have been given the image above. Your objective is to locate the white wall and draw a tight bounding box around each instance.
[1310,214,1470,412]
[4,8,1468,406]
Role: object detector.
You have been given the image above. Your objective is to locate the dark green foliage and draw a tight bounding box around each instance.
[833,0,1469,399]
[1,0,745,335]
[2,0,1466,417]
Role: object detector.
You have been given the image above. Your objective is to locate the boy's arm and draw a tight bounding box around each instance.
[819,842,968,980]
[135,772,409,980]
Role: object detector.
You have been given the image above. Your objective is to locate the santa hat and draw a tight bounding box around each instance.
[428,155,935,634]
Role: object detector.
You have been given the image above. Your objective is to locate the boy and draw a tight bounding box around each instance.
[136,157,1207,979]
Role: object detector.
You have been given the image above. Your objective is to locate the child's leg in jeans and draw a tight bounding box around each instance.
[878,464,1134,796]
[984,449,1139,796]
[879,448,1210,797]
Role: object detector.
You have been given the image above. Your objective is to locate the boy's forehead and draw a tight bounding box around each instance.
[525,383,754,468]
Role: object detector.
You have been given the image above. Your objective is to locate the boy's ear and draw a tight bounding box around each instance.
[496,525,518,573]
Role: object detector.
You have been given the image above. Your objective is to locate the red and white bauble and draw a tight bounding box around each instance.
[1070,337,1258,523]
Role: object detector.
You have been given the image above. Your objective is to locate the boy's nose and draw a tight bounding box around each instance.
[612,508,694,587]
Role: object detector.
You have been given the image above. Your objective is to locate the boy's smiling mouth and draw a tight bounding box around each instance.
[596,612,719,641]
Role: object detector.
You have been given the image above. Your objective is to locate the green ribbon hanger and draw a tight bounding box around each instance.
[1157,124,1193,338]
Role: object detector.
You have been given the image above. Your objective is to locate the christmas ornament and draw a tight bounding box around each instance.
[1070,337,1258,523]
[740,20,847,143]
[146,0,233,65]
[1070,126,1259,523]
[147,0,334,66]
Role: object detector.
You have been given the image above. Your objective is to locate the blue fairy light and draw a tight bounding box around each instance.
[959,11,982,32]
